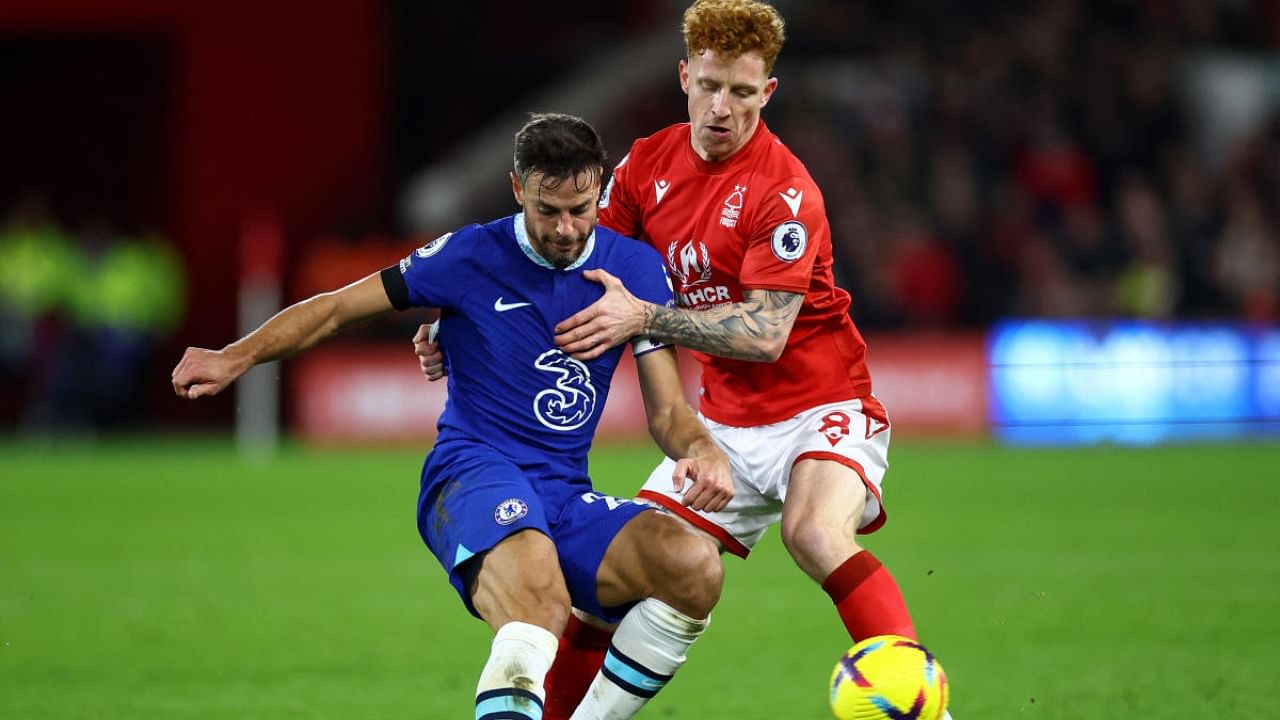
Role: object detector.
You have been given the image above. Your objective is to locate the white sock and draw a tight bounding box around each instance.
[476,621,558,720]
[569,599,709,720]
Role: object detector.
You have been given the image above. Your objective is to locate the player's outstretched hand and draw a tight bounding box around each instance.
[171,347,250,400]
[671,444,734,513]
[555,268,647,361]
[412,322,446,381]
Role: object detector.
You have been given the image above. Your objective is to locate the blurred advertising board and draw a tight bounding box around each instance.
[863,333,987,435]
[291,344,443,443]
[290,333,987,443]
[989,320,1280,445]
[290,344,700,444]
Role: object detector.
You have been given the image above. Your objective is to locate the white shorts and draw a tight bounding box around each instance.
[637,397,891,558]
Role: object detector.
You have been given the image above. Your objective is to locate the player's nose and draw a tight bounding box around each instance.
[710,89,730,115]
[556,211,579,237]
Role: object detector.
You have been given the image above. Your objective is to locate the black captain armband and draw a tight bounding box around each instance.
[380,265,411,311]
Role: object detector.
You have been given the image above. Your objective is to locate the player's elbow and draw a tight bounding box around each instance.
[762,336,787,362]
[313,293,349,337]
[746,334,787,363]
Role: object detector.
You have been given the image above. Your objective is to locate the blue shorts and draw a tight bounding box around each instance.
[417,438,652,624]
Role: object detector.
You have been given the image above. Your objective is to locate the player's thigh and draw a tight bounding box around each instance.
[781,458,869,543]
[550,490,654,624]
[470,527,571,633]
[778,397,891,540]
[594,510,723,616]
[779,459,875,581]
[417,440,563,624]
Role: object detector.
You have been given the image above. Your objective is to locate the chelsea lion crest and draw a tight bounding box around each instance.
[494,498,529,526]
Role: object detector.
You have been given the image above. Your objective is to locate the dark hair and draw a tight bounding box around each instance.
[513,113,606,191]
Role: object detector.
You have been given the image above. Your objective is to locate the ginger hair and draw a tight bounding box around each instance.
[682,0,786,73]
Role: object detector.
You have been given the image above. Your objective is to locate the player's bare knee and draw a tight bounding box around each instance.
[533,587,572,630]
[651,532,723,618]
[781,515,857,567]
[495,572,571,630]
[517,560,571,620]
[471,532,572,631]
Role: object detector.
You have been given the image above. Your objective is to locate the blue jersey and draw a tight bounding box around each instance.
[382,213,674,622]
[383,213,673,478]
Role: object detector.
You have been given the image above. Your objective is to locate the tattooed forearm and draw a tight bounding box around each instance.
[642,290,804,361]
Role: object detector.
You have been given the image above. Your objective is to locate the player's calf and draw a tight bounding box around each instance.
[477,621,559,720]
[468,531,574,719]
[542,612,616,719]
[569,512,721,719]
[569,598,709,720]
[782,461,917,642]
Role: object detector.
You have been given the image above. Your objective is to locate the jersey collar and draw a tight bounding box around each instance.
[513,213,596,271]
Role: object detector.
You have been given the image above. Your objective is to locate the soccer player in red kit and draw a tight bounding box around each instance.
[417,2,952,718]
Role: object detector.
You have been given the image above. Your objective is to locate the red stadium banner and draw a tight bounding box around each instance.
[863,332,988,434]
[291,343,442,443]
[289,343,702,443]
[290,334,987,443]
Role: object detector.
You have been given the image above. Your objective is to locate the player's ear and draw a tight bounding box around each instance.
[510,171,524,205]
[760,76,779,108]
[678,59,690,95]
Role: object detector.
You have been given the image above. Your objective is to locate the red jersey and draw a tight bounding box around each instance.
[599,121,875,426]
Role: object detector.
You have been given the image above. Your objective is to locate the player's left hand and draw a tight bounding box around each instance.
[555,268,649,360]
[671,445,733,513]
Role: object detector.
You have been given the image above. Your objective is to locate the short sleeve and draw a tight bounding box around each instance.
[390,228,471,309]
[739,176,827,293]
[598,149,643,239]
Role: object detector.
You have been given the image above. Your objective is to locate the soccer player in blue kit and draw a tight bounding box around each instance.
[171,113,733,720]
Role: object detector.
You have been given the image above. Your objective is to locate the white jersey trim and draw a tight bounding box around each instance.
[513,213,596,271]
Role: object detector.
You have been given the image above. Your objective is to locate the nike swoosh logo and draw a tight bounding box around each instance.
[494,297,532,312]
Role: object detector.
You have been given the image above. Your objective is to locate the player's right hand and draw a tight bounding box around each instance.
[171,347,248,400]
[412,322,446,381]
[671,445,734,513]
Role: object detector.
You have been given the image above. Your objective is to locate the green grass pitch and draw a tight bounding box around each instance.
[3,438,1278,718]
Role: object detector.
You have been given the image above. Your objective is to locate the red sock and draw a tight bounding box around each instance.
[821,550,917,641]
[543,614,613,720]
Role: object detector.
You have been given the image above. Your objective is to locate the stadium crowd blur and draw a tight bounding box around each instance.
[5,0,1280,432]
[757,0,1280,329]
[0,195,184,431]
[336,0,1280,332]
[628,0,1279,329]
